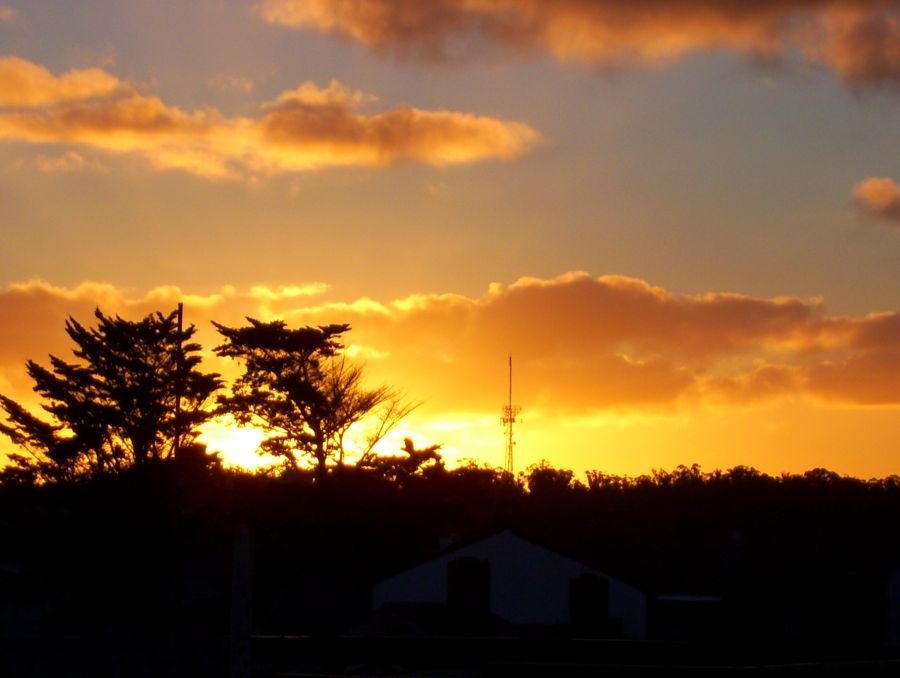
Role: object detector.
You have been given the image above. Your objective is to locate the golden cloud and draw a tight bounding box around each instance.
[259,79,539,168]
[703,364,802,405]
[259,0,900,88]
[0,56,123,108]
[853,176,900,224]
[261,271,900,410]
[2,274,899,423]
[0,57,540,179]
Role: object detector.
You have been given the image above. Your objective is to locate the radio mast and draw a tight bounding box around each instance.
[501,355,520,475]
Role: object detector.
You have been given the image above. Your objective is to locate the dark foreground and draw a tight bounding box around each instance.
[4,635,900,676]
[4,464,900,676]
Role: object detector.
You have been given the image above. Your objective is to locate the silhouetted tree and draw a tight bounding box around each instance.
[360,437,443,484]
[0,308,221,483]
[214,318,415,479]
[524,459,579,495]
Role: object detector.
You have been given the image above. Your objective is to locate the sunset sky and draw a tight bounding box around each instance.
[2,1,900,478]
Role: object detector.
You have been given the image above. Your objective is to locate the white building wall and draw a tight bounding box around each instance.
[373,531,647,638]
[886,568,900,645]
[609,578,647,639]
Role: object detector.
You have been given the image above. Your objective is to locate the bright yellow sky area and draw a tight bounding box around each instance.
[2,275,899,479]
[197,404,900,479]
[2,2,900,478]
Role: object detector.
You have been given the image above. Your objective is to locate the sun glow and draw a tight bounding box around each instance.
[193,410,511,474]
[197,418,278,471]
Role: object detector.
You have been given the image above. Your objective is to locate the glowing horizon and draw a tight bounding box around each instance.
[2,1,900,479]
[2,274,899,479]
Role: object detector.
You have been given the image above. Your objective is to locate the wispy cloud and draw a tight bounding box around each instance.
[259,0,900,89]
[0,57,541,180]
[208,72,255,94]
[33,150,108,174]
[0,6,15,23]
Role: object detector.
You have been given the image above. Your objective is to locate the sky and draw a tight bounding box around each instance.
[2,0,900,478]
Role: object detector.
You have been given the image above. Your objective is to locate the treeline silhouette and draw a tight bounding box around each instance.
[3,459,899,637]
[0,307,415,485]
[2,308,900,674]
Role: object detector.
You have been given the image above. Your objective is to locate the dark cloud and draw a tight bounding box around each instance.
[260,0,900,88]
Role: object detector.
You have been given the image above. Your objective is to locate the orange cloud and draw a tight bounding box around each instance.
[0,281,221,366]
[704,364,802,405]
[0,56,123,108]
[0,58,540,179]
[2,274,898,424]
[806,349,900,405]
[853,177,900,224]
[0,6,15,23]
[259,0,900,88]
[6,275,900,476]
[261,80,537,166]
[271,272,900,411]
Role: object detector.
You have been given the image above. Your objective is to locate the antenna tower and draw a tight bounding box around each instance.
[501,355,520,474]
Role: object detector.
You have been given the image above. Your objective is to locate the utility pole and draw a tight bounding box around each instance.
[174,302,184,455]
[501,355,520,475]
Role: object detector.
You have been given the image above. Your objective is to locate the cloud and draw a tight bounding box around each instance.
[853,176,900,224]
[816,6,900,88]
[0,56,124,108]
[704,364,802,405]
[0,91,230,177]
[208,73,255,94]
[260,79,539,167]
[248,283,330,300]
[0,280,327,390]
[0,6,14,23]
[258,0,900,89]
[33,150,108,174]
[272,271,900,411]
[0,57,540,180]
[806,349,900,405]
[2,274,899,425]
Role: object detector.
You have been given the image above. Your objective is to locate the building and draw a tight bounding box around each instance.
[371,530,647,639]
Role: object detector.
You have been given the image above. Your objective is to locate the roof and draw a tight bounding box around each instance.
[376,529,645,589]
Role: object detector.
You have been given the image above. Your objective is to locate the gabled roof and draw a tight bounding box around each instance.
[376,528,645,589]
